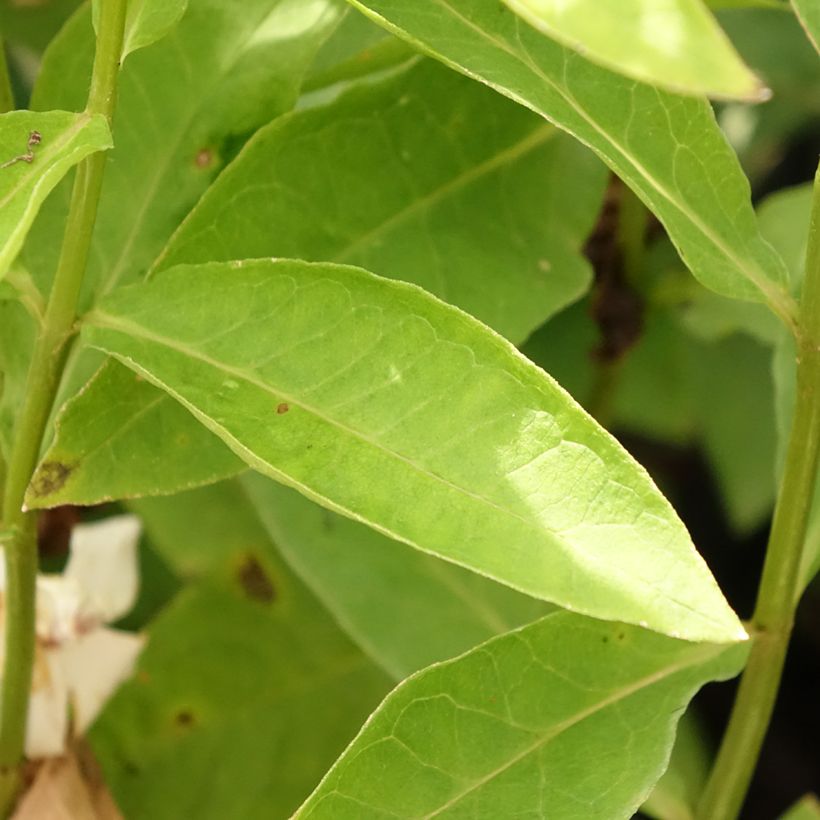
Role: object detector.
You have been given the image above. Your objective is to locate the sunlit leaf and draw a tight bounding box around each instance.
[0,110,110,281]
[344,0,793,320]
[71,258,745,642]
[294,612,745,819]
[92,0,189,59]
[501,0,762,100]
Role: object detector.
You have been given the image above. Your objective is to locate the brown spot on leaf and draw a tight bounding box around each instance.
[29,462,73,498]
[276,403,289,415]
[174,710,196,728]
[194,148,215,169]
[237,556,276,604]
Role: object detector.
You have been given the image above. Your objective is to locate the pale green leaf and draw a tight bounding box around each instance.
[344,0,794,320]
[781,796,820,820]
[501,0,763,100]
[93,481,391,819]
[0,110,110,281]
[242,473,549,680]
[27,359,243,506]
[93,0,190,59]
[0,300,35,462]
[158,59,606,344]
[642,712,710,820]
[792,0,820,52]
[24,0,344,308]
[294,612,745,819]
[75,258,745,642]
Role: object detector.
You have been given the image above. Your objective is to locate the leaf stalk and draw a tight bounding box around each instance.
[0,1,127,813]
[697,158,820,820]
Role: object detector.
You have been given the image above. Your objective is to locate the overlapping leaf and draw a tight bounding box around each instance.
[501,0,762,99]
[0,110,110,281]
[158,59,607,344]
[93,481,390,819]
[344,0,793,320]
[69,258,745,642]
[792,0,820,53]
[92,0,189,59]
[243,474,549,680]
[294,611,745,819]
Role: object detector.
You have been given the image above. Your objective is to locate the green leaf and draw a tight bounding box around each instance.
[27,359,243,506]
[93,0,189,59]
[344,0,794,320]
[158,59,606,345]
[242,473,549,680]
[24,0,343,308]
[0,300,35,462]
[94,481,391,819]
[792,0,820,52]
[0,110,110,281]
[294,612,745,819]
[501,0,763,100]
[75,258,745,642]
[642,711,710,820]
[0,0,83,52]
[781,796,820,820]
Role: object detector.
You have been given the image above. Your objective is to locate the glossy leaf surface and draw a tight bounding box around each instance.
[94,481,391,819]
[502,0,762,100]
[159,59,606,344]
[345,0,793,318]
[243,473,549,680]
[295,612,745,819]
[76,259,744,642]
[0,110,110,281]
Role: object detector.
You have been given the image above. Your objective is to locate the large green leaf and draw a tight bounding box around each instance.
[501,0,762,100]
[158,59,606,345]
[70,258,744,642]
[343,0,793,320]
[93,481,391,819]
[294,611,745,819]
[93,0,189,59]
[792,0,820,52]
[242,473,548,680]
[0,110,110,281]
[24,0,344,307]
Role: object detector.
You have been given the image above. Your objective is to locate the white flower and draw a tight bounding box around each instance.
[0,514,146,759]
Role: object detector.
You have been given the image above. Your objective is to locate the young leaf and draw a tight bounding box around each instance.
[94,481,391,819]
[26,360,243,507]
[157,59,607,345]
[344,0,794,321]
[294,611,746,819]
[24,0,344,308]
[76,259,746,643]
[792,0,820,52]
[0,110,110,281]
[242,473,549,680]
[93,0,189,60]
[501,0,763,100]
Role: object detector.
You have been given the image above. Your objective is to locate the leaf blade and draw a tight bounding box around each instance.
[792,0,820,52]
[75,258,745,642]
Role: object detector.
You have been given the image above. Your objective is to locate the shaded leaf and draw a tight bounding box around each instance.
[94,481,391,819]
[294,612,745,819]
[158,58,607,344]
[344,0,793,319]
[0,300,36,461]
[242,473,549,680]
[0,110,110,281]
[76,258,744,642]
[502,0,762,100]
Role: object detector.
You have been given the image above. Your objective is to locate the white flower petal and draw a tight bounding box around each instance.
[34,575,83,644]
[60,628,146,736]
[25,650,69,759]
[65,515,141,624]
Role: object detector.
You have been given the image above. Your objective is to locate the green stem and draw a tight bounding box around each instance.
[0,37,13,115]
[0,1,126,813]
[696,160,820,820]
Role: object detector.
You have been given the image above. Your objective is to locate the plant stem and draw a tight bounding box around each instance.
[0,37,13,115]
[697,160,820,820]
[0,1,126,813]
